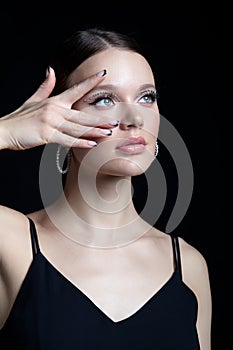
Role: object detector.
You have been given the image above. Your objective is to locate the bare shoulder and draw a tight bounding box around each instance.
[178,236,212,349]
[0,205,27,227]
[178,236,209,277]
[0,205,36,329]
[0,204,29,228]
[178,236,211,297]
[0,205,30,251]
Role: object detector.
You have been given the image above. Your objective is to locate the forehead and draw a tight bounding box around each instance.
[68,48,155,87]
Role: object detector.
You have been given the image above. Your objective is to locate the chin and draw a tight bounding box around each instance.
[73,146,154,177]
[98,158,153,177]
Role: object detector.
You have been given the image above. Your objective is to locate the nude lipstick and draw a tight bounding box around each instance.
[116,136,146,155]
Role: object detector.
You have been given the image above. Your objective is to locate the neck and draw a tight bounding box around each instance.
[45,164,150,248]
[64,166,137,227]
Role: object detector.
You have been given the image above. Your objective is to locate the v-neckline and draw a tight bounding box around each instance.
[38,251,177,324]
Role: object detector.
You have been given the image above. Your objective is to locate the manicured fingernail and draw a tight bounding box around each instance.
[46,66,51,78]
[96,69,107,77]
[88,141,97,146]
[100,129,112,136]
[108,120,119,126]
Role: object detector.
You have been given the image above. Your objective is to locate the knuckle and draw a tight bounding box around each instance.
[72,125,82,136]
[38,104,54,123]
[41,101,52,113]
[40,110,62,128]
[76,125,90,137]
[66,110,80,122]
[81,125,92,135]
[40,125,51,142]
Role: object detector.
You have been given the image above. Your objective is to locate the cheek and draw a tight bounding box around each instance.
[134,103,160,137]
[143,114,160,143]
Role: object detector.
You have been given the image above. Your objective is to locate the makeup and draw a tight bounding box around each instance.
[116,137,146,155]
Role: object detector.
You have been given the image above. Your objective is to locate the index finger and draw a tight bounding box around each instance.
[54,69,107,107]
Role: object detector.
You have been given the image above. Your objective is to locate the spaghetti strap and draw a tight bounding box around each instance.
[28,217,40,256]
[171,235,182,280]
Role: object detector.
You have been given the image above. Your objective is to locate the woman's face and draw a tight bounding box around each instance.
[69,48,160,177]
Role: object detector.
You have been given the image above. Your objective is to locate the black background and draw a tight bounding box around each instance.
[0,3,229,348]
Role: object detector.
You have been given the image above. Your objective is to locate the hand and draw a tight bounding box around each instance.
[0,67,115,151]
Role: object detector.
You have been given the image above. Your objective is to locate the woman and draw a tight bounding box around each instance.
[0,28,211,349]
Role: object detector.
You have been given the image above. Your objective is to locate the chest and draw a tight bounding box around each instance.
[22,228,180,324]
[1,259,200,350]
[42,249,174,322]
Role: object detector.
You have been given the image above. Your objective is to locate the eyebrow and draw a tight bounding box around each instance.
[90,83,156,93]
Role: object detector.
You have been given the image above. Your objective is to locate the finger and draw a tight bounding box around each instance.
[26,66,56,103]
[51,130,97,149]
[56,69,107,107]
[65,109,119,129]
[58,120,113,139]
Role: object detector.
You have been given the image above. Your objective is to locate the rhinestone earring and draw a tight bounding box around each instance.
[56,145,72,174]
[154,141,159,159]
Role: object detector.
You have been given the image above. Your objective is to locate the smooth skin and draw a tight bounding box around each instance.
[0,49,212,350]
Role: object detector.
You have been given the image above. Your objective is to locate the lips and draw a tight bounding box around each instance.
[116,136,146,154]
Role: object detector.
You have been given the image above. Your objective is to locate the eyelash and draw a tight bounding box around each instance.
[85,90,159,105]
[140,90,159,103]
[87,92,117,105]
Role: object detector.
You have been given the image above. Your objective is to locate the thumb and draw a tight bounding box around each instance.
[26,66,56,103]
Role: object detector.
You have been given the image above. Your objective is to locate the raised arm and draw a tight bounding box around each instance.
[0,67,112,151]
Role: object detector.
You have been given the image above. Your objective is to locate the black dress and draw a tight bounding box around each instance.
[0,217,200,349]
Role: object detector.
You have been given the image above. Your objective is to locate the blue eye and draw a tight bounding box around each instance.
[91,96,114,107]
[139,90,158,104]
[85,91,117,108]
[85,89,158,107]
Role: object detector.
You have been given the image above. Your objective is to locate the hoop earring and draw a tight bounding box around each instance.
[154,141,159,159]
[56,145,72,174]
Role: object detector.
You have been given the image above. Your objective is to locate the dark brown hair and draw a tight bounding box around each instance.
[50,27,143,94]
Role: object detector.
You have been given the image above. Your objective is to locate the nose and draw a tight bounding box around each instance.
[119,104,144,130]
